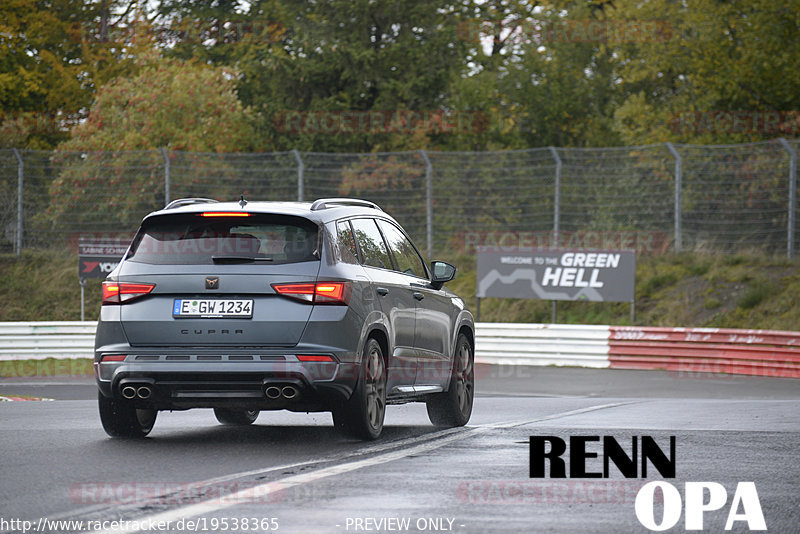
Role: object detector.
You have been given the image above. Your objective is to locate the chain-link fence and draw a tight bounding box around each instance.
[1,138,798,258]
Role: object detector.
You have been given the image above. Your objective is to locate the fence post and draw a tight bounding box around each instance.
[420,149,433,259]
[160,148,170,205]
[549,147,561,248]
[548,147,561,324]
[292,150,304,202]
[12,148,23,256]
[779,138,797,259]
[666,143,682,253]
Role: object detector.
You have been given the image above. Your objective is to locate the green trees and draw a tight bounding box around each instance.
[0,0,143,148]
[233,0,470,152]
[2,0,798,152]
[46,56,256,229]
[611,0,800,144]
[58,55,255,152]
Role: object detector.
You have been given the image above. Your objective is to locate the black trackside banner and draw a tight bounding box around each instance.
[476,248,636,302]
[78,238,127,279]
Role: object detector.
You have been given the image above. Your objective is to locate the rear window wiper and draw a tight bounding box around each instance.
[212,256,275,264]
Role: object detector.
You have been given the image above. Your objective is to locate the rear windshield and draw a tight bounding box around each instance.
[126,213,319,265]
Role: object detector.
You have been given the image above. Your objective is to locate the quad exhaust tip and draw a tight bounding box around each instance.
[264,385,300,400]
[121,384,153,400]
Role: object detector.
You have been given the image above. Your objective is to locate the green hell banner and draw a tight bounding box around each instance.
[476,249,636,303]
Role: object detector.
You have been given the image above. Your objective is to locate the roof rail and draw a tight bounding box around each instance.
[310,198,382,211]
[164,198,219,210]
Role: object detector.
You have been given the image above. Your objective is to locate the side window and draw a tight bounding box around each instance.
[376,219,427,278]
[336,220,359,264]
[350,218,393,270]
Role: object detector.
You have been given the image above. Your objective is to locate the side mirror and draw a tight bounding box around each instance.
[430,261,456,289]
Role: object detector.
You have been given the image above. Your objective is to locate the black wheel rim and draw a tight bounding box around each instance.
[364,345,386,431]
[455,341,474,416]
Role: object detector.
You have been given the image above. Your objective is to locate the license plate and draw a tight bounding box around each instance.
[173,299,253,318]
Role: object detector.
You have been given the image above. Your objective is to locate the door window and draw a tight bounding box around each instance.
[350,218,393,270]
[376,220,427,279]
[336,220,359,264]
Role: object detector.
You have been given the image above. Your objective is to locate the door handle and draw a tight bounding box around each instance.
[376,287,389,296]
[413,292,425,301]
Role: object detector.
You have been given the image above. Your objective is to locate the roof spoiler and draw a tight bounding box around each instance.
[164,198,219,210]
[310,198,382,211]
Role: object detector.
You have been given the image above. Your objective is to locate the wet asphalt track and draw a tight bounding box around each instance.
[1,366,798,534]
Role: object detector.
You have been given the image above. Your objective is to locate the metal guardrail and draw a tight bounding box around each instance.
[0,322,96,360]
[0,322,798,378]
[0,321,612,367]
[474,323,611,367]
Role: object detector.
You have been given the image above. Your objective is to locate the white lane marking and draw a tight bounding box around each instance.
[0,381,93,386]
[0,395,55,402]
[47,426,471,523]
[96,433,476,534]
[185,425,466,487]
[477,391,586,398]
[93,402,631,534]
[484,401,637,429]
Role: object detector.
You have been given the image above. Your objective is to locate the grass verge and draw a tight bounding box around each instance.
[2,249,799,329]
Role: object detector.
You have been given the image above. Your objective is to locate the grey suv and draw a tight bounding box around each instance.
[95,197,474,440]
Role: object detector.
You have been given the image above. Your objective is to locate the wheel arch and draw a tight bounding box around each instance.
[458,324,474,350]
[357,310,391,366]
[450,310,475,357]
[365,326,390,368]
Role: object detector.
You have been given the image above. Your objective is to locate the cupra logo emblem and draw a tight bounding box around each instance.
[205,277,220,289]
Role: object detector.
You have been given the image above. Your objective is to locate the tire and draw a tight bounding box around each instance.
[426,333,474,427]
[98,391,157,438]
[214,408,259,425]
[333,338,387,440]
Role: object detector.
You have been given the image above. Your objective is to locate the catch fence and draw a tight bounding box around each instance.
[1,139,798,258]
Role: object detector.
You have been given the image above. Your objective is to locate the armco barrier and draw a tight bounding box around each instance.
[0,322,798,379]
[474,323,611,368]
[0,322,97,360]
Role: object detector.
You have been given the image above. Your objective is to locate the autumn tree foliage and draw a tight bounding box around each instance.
[59,55,254,153]
[4,0,799,153]
[0,0,147,148]
[45,56,256,228]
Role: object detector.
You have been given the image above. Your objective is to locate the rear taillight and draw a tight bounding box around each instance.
[102,282,156,304]
[272,282,350,305]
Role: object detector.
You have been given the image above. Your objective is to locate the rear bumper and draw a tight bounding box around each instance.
[95,351,359,411]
